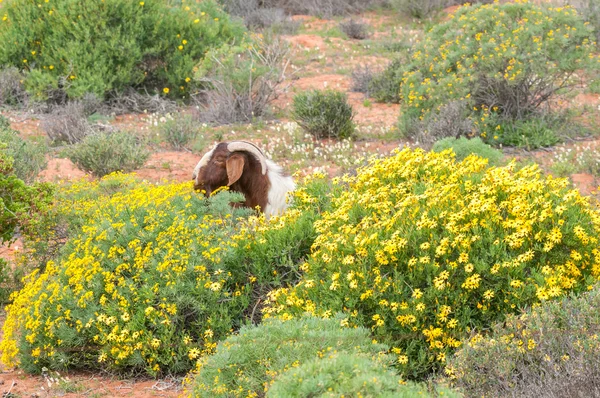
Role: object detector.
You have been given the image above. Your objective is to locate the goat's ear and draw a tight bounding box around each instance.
[226,153,245,186]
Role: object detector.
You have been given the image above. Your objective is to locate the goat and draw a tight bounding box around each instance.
[192,141,296,216]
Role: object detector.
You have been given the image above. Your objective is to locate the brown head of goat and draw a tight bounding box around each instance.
[192,141,276,213]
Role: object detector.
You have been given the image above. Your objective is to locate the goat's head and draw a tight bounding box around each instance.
[192,141,269,199]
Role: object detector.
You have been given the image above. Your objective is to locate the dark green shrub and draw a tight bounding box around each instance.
[0,0,244,100]
[396,2,598,144]
[493,115,561,149]
[0,147,54,245]
[0,145,52,304]
[432,137,503,166]
[291,90,355,139]
[448,286,600,397]
[65,132,150,177]
[0,123,48,183]
[187,315,390,397]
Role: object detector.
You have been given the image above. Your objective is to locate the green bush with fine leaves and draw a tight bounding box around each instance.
[0,0,244,100]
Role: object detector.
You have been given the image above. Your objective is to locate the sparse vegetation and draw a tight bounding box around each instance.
[0,67,28,107]
[550,142,600,177]
[41,102,93,144]
[351,64,376,96]
[196,33,290,125]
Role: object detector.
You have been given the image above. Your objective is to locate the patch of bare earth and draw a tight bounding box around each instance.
[1,112,45,139]
[0,366,182,398]
[135,151,201,183]
[39,157,88,183]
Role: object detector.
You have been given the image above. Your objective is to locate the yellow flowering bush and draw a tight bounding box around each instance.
[0,171,330,375]
[0,0,243,99]
[264,148,600,379]
[398,1,598,145]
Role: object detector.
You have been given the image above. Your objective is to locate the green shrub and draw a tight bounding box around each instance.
[65,132,150,177]
[195,33,289,124]
[291,90,355,139]
[0,145,54,302]
[268,352,460,398]
[0,147,54,245]
[432,137,503,166]
[448,286,600,397]
[0,258,10,304]
[493,114,563,149]
[264,148,600,380]
[158,114,200,150]
[397,2,598,144]
[0,122,48,183]
[0,0,244,100]
[187,315,390,397]
[369,57,406,104]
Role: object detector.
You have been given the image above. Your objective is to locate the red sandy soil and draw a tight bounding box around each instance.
[0,367,183,398]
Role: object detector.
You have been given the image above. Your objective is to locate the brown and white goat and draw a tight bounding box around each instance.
[192,141,295,216]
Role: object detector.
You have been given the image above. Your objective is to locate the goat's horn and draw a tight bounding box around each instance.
[227,141,268,175]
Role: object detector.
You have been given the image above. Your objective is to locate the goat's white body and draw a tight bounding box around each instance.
[265,159,296,217]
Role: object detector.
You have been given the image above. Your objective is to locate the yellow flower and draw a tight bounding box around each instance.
[163,87,169,94]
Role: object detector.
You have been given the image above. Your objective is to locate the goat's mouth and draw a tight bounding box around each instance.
[193,184,210,196]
